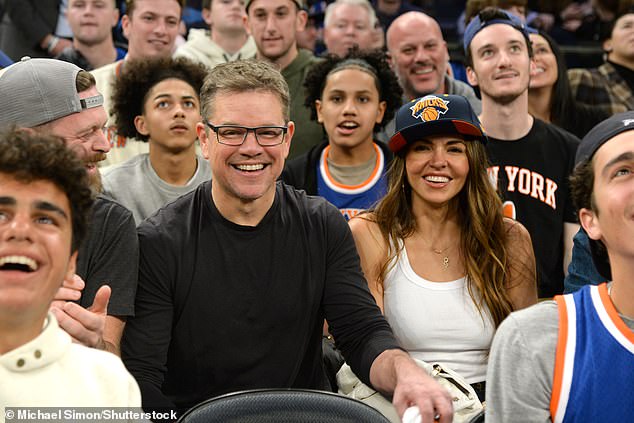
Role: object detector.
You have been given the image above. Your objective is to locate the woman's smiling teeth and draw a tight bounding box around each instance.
[234,164,265,172]
[424,175,450,183]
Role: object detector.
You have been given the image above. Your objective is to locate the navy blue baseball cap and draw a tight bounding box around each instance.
[463,8,530,53]
[388,94,487,154]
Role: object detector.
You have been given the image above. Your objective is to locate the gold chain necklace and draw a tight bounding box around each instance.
[431,245,451,269]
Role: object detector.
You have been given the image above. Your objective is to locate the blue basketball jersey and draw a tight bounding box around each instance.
[550,283,634,423]
[316,144,388,221]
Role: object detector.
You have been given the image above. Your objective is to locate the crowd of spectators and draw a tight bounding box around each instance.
[2,0,632,69]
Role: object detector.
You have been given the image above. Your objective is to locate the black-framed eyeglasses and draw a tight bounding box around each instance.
[205,122,288,146]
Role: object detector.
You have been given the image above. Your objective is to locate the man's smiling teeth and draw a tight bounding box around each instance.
[235,164,264,171]
[413,67,433,75]
[424,175,449,183]
[0,256,38,271]
[340,122,358,128]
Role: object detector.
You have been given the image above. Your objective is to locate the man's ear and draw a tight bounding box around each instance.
[121,14,131,39]
[283,121,294,159]
[466,65,478,87]
[386,50,394,69]
[196,122,211,159]
[296,10,308,32]
[603,37,613,53]
[579,207,603,241]
[134,115,150,137]
[65,251,78,283]
[202,7,213,26]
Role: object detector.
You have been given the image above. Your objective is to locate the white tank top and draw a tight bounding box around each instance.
[383,242,495,383]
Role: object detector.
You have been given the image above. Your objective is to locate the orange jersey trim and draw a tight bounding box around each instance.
[597,283,634,344]
[322,143,382,190]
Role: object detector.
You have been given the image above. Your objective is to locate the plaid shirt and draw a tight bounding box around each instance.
[568,62,634,115]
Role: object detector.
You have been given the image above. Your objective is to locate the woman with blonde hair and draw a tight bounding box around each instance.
[350,94,538,401]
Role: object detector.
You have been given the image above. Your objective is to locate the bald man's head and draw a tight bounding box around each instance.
[386,12,449,99]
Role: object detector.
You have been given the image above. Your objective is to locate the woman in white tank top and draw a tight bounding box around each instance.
[349,94,538,401]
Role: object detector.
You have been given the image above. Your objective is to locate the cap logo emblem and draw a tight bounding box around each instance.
[410,95,449,122]
[622,119,634,127]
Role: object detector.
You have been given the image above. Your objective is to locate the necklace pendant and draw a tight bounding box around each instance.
[443,256,449,269]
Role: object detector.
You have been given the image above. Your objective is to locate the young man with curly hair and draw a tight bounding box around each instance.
[0,128,140,409]
[282,49,402,220]
[103,57,211,224]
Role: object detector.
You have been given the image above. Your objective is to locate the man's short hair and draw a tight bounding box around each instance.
[0,127,94,252]
[200,59,290,122]
[463,7,532,68]
[0,58,100,129]
[112,57,207,141]
[126,0,185,16]
[323,0,377,29]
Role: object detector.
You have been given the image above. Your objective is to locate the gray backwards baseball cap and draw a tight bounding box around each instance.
[0,57,103,128]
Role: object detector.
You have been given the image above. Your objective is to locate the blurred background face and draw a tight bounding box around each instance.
[67,0,119,46]
[323,3,374,57]
[204,0,247,34]
[529,33,557,90]
[122,0,181,60]
[315,67,385,151]
[296,17,320,51]
[387,15,448,99]
[605,13,634,65]
[247,0,306,64]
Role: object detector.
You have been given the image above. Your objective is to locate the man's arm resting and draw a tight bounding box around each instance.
[370,349,453,423]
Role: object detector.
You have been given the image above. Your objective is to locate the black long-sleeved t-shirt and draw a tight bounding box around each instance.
[121,181,400,414]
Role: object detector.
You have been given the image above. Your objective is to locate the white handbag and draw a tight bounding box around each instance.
[336,359,484,423]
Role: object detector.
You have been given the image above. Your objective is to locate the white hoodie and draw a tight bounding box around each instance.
[174,28,257,68]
